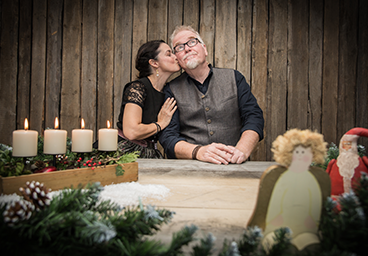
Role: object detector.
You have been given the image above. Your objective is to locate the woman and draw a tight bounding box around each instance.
[116,40,180,158]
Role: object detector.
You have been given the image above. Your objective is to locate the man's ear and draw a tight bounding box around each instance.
[202,44,208,57]
[149,59,159,68]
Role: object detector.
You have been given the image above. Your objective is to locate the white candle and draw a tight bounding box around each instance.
[98,120,118,151]
[12,118,38,157]
[72,118,93,152]
[43,117,67,155]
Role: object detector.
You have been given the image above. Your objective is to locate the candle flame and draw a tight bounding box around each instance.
[55,117,59,129]
[81,118,85,129]
[107,120,111,129]
[24,118,29,130]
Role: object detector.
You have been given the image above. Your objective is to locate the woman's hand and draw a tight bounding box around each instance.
[157,97,177,129]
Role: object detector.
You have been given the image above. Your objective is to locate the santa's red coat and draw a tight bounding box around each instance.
[326,156,368,196]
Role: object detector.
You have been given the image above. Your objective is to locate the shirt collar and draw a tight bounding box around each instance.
[186,64,213,86]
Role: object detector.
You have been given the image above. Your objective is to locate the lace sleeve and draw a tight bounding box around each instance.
[123,81,146,108]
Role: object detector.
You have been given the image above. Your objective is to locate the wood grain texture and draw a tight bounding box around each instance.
[356,0,368,150]
[45,0,63,129]
[308,0,323,132]
[200,0,215,65]
[97,0,114,130]
[0,0,18,145]
[250,0,268,160]
[322,0,339,145]
[287,0,309,131]
[61,0,82,134]
[148,0,167,41]
[215,0,237,69]
[30,0,47,135]
[17,0,32,128]
[337,0,358,140]
[266,0,287,160]
[0,162,138,195]
[114,0,133,130]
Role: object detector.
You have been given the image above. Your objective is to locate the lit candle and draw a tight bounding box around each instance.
[12,118,38,157]
[72,118,93,152]
[43,117,67,155]
[98,120,118,151]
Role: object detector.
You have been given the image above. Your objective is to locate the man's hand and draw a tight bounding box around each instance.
[228,146,247,164]
[196,143,234,165]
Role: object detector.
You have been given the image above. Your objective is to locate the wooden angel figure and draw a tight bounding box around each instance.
[326,127,368,198]
[247,129,331,252]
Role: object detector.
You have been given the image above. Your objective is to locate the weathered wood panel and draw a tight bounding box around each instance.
[287,0,309,130]
[183,0,199,31]
[81,0,98,135]
[148,0,167,41]
[322,0,339,145]
[45,0,63,129]
[200,0,215,65]
[266,0,287,160]
[308,0,323,132]
[30,0,47,135]
[215,0,237,69]
[237,0,253,82]
[114,0,133,129]
[17,0,32,128]
[337,0,358,140]
[356,0,368,150]
[0,0,18,146]
[250,0,268,160]
[61,0,82,135]
[97,0,114,130]
[131,0,148,80]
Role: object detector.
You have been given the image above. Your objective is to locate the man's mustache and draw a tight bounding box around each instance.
[183,52,197,60]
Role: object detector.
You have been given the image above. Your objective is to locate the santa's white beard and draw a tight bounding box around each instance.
[336,151,359,193]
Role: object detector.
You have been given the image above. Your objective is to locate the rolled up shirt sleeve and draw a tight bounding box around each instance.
[158,84,186,159]
[235,70,264,141]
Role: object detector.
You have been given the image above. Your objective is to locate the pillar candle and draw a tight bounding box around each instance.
[98,120,118,151]
[72,118,93,152]
[12,118,38,157]
[43,117,67,155]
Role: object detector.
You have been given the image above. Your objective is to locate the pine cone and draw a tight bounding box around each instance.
[3,199,35,225]
[19,181,51,210]
[31,160,46,171]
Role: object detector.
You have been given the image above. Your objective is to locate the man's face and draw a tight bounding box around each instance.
[172,30,208,70]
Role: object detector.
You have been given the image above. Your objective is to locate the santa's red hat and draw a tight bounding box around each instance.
[342,127,368,142]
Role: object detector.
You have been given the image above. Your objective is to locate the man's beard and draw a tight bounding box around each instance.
[183,52,199,69]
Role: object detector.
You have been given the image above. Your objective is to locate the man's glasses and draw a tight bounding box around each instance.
[173,38,200,53]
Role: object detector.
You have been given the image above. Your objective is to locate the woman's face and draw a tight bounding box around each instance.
[156,43,180,73]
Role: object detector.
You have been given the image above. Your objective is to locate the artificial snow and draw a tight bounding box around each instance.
[0,182,170,208]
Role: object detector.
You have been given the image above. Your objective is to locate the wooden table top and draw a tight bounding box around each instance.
[137,159,276,253]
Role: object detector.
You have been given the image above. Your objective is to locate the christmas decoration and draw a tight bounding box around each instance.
[247,129,331,252]
[326,127,368,198]
[0,136,138,177]
[19,181,51,210]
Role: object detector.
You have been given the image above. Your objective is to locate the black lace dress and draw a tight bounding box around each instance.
[116,77,165,158]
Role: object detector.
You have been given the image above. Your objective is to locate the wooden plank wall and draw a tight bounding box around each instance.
[0,0,367,161]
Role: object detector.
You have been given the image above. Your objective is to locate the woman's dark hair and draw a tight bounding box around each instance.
[135,40,165,78]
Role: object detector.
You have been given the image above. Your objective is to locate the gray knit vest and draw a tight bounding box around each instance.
[170,68,241,146]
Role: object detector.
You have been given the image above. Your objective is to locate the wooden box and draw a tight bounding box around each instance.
[0,162,138,195]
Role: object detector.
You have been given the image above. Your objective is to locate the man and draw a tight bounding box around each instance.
[159,25,264,164]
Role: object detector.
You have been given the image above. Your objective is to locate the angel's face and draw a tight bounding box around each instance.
[292,145,313,166]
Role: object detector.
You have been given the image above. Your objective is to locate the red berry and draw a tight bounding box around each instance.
[98,161,102,165]
[83,163,86,166]
[91,167,95,170]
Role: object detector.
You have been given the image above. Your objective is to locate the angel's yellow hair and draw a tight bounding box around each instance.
[271,129,327,167]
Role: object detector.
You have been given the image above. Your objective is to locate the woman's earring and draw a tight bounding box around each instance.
[156,69,159,77]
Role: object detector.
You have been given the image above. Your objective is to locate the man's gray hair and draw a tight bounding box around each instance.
[170,25,205,49]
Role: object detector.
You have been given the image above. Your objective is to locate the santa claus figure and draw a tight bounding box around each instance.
[326,127,368,197]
